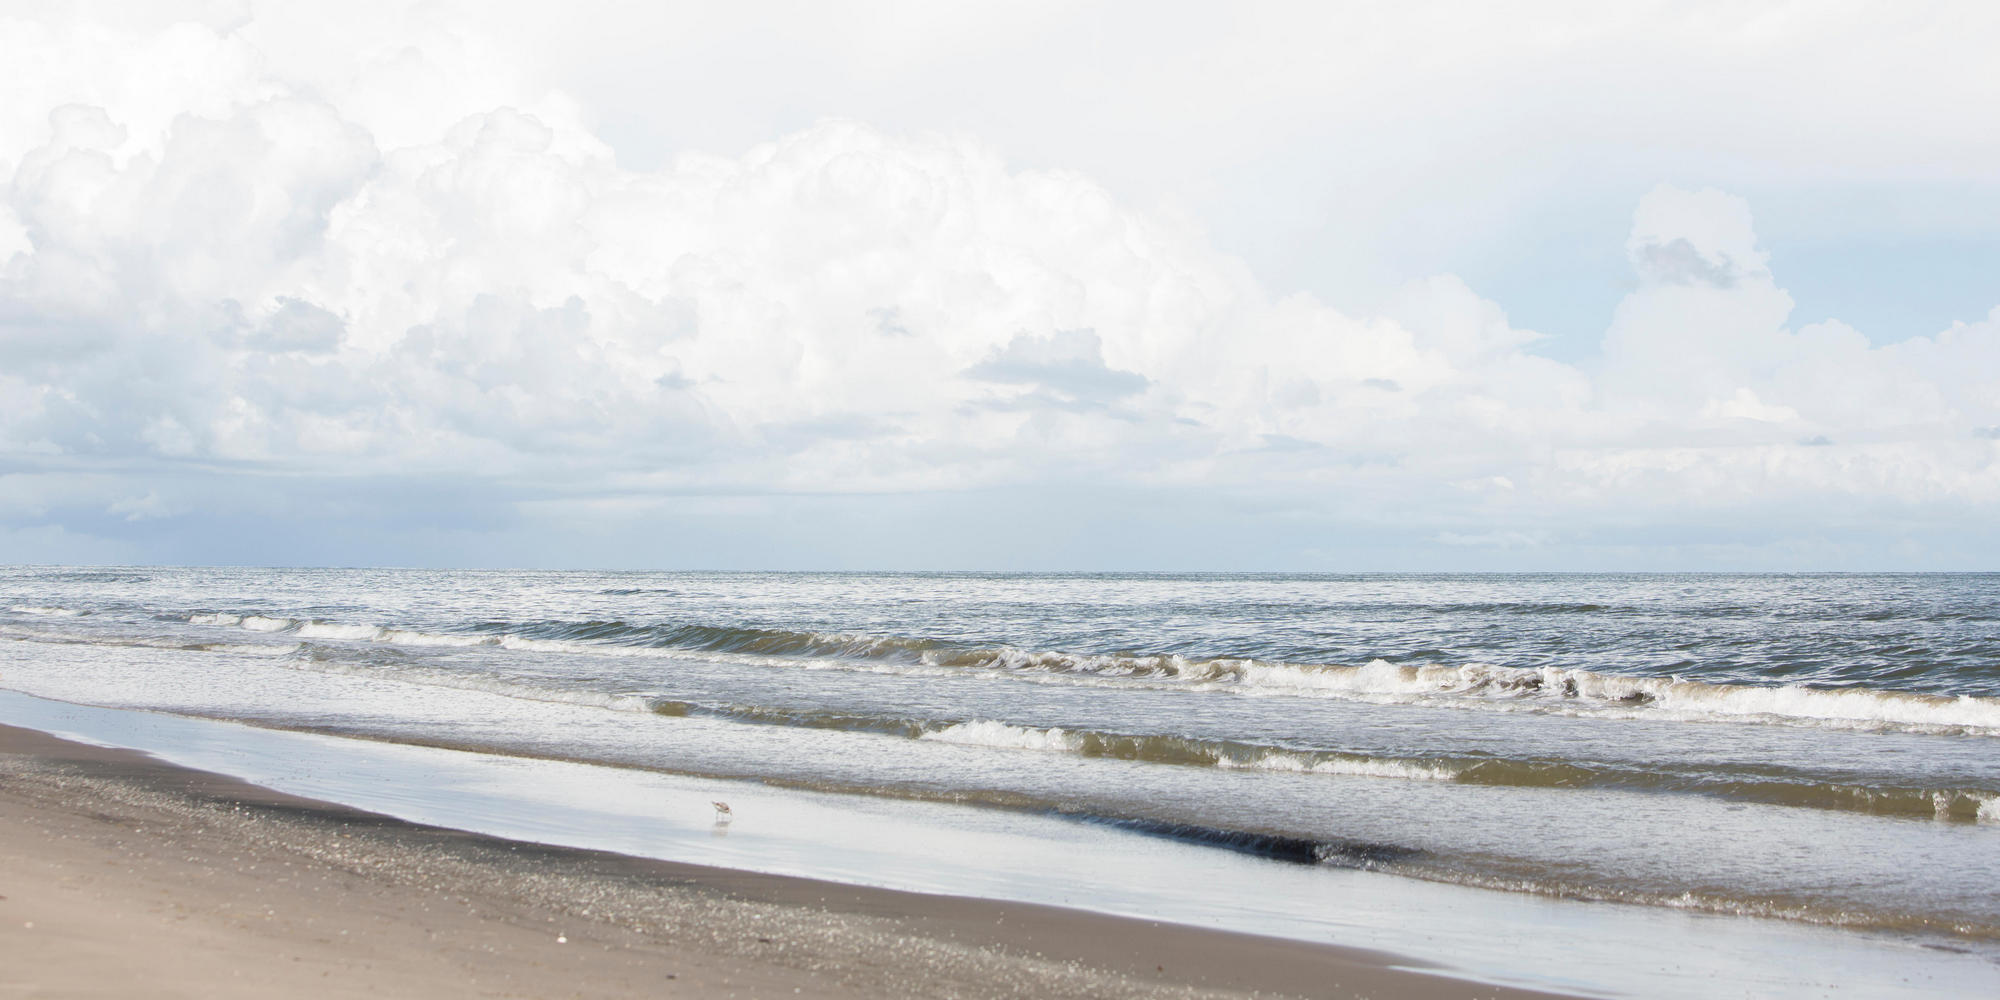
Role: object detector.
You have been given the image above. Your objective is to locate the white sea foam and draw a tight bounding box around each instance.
[1228,751,1459,781]
[4,622,302,659]
[295,621,387,641]
[196,612,496,647]
[198,641,304,657]
[917,720,1464,783]
[920,720,1084,753]
[286,656,655,714]
[910,649,2000,734]
[496,634,661,656]
[193,610,769,657]
[1222,659,2000,734]
[926,647,1235,682]
[1635,676,2000,731]
[376,628,497,647]
[9,605,87,616]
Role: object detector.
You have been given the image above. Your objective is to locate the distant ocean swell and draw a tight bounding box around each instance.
[161,611,2000,734]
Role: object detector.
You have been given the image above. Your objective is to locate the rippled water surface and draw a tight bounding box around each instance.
[4,568,1998,947]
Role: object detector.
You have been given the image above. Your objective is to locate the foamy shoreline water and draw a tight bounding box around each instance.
[4,690,1993,999]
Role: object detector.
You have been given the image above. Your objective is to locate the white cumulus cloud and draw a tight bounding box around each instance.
[1,5,1997,567]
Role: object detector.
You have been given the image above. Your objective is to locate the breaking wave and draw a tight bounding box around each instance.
[223,639,2000,825]
[175,611,2000,735]
[0,622,301,657]
[916,720,1462,781]
[1214,658,2000,734]
[907,718,1999,820]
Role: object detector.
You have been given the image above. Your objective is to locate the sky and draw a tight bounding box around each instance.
[2,0,1998,570]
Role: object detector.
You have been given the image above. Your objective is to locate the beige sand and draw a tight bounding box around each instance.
[0,723,1567,999]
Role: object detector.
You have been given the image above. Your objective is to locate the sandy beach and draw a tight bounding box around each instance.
[0,722,1567,999]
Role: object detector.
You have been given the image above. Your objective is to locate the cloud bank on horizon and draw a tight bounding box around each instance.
[2,2,1997,569]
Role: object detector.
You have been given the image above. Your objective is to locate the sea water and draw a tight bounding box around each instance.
[3,568,1997,992]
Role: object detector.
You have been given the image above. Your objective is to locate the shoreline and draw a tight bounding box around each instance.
[0,721,1571,999]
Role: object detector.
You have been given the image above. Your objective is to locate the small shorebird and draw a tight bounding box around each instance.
[711,800,733,822]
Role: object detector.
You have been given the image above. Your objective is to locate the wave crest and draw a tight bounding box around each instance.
[177,610,2000,734]
[8,605,89,617]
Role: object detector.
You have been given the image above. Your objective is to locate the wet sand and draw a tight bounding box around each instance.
[0,723,1569,999]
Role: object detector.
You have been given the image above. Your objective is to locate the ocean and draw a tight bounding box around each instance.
[4,568,1997,969]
